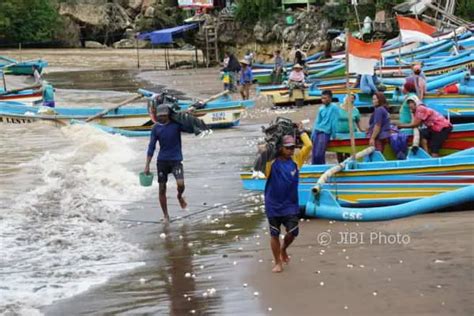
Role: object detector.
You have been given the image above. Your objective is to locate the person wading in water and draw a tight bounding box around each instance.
[144,104,188,223]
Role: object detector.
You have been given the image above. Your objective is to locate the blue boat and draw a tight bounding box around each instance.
[0,56,48,75]
[240,149,474,221]
[0,98,247,131]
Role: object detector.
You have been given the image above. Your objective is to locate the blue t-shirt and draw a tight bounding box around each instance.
[312,103,339,139]
[368,106,391,140]
[239,67,253,85]
[43,84,54,102]
[147,121,183,161]
[264,158,299,218]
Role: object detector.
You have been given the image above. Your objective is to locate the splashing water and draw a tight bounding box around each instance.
[0,124,148,315]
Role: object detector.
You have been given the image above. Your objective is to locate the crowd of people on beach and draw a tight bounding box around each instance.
[220,46,311,101]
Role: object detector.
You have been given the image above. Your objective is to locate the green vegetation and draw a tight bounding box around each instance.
[0,0,60,43]
[455,0,474,21]
[235,0,278,23]
[375,0,405,11]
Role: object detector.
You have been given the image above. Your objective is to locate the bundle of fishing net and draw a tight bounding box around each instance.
[147,92,211,136]
[252,117,307,178]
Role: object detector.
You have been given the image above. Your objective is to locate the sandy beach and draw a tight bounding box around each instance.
[1,49,473,315]
[239,212,474,315]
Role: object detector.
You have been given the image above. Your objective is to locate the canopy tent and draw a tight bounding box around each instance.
[136,23,200,70]
[138,23,199,45]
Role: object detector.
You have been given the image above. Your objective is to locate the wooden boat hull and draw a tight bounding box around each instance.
[258,87,321,106]
[0,111,152,129]
[0,101,245,130]
[328,123,474,159]
[0,90,42,104]
[0,58,48,75]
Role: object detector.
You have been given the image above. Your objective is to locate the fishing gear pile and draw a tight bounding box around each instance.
[147,91,210,136]
[253,117,307,175]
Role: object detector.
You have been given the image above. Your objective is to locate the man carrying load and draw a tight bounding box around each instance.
[144,104,188,223]
[264,126,312,273]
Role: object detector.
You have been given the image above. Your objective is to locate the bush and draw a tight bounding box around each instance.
[455,0,474,21]
[235,0,277,23]
[0,0,60,43]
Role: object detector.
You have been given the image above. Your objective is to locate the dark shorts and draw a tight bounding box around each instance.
[43,101,55,108]
[157,161,184,183]
[420,127,452,154]
[268,215,299,237]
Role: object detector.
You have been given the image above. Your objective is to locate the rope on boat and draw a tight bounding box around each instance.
[413,128,420,148]
[312,146,375,194]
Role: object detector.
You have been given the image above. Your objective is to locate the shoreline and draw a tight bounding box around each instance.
[0,48,204,71]
[2,50,473,315]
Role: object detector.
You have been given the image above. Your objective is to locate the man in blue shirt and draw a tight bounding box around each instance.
[238,59,253,100]
[264,133,311,273]
[144,104,187,222]
[311,90,339,164]
[272,50,284,84]
[41,81,55,108]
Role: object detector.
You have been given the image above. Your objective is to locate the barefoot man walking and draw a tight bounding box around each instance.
[144,104,187,222]
[264,129,312,272]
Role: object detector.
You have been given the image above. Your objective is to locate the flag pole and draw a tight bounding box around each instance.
[352,1,362,34]
[345,28,357,160]
[396,13,403,75]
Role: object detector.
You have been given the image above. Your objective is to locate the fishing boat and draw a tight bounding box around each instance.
[327,123,474,159]
[253,32,472,84]
[0,99,247,130]
[0,88,42,104]
[240,148,474,220]
[0,101,153,129]
[257,84,322,106]
[0,56,48,75]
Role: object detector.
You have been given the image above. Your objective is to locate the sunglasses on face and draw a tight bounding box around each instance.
[283,146,295,150]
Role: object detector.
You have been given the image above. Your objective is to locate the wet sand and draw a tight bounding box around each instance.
[238,212,474,315]
[2,50,472,315]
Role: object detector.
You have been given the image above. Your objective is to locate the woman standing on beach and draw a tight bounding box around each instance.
[223,52,241,92]
[337,94,362,134]
[337,94,362,161]
[367,92,391,152]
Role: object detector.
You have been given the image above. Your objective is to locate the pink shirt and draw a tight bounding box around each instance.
[288,70,304,82]
[414,106,452,132]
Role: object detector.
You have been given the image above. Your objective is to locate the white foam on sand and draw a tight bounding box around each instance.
[0,124,148,315]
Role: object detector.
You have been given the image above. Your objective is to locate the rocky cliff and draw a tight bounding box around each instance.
[57,0,183,47]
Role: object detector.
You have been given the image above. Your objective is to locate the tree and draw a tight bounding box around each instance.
[455,0,474,21]
[0,0,59,43]
[235,0,277,23]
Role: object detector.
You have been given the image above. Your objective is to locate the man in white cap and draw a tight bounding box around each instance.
[144,104,187,222]
[238,59,253,100]
[263,129,312,273]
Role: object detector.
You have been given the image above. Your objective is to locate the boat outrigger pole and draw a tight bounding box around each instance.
[345,28,357,159]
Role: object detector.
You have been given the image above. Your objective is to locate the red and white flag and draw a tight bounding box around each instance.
[397,16,436,43]
[347,35,382,75]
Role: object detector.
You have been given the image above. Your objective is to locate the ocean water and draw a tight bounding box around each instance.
[0,123,149,314]
[1,70,265,315]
